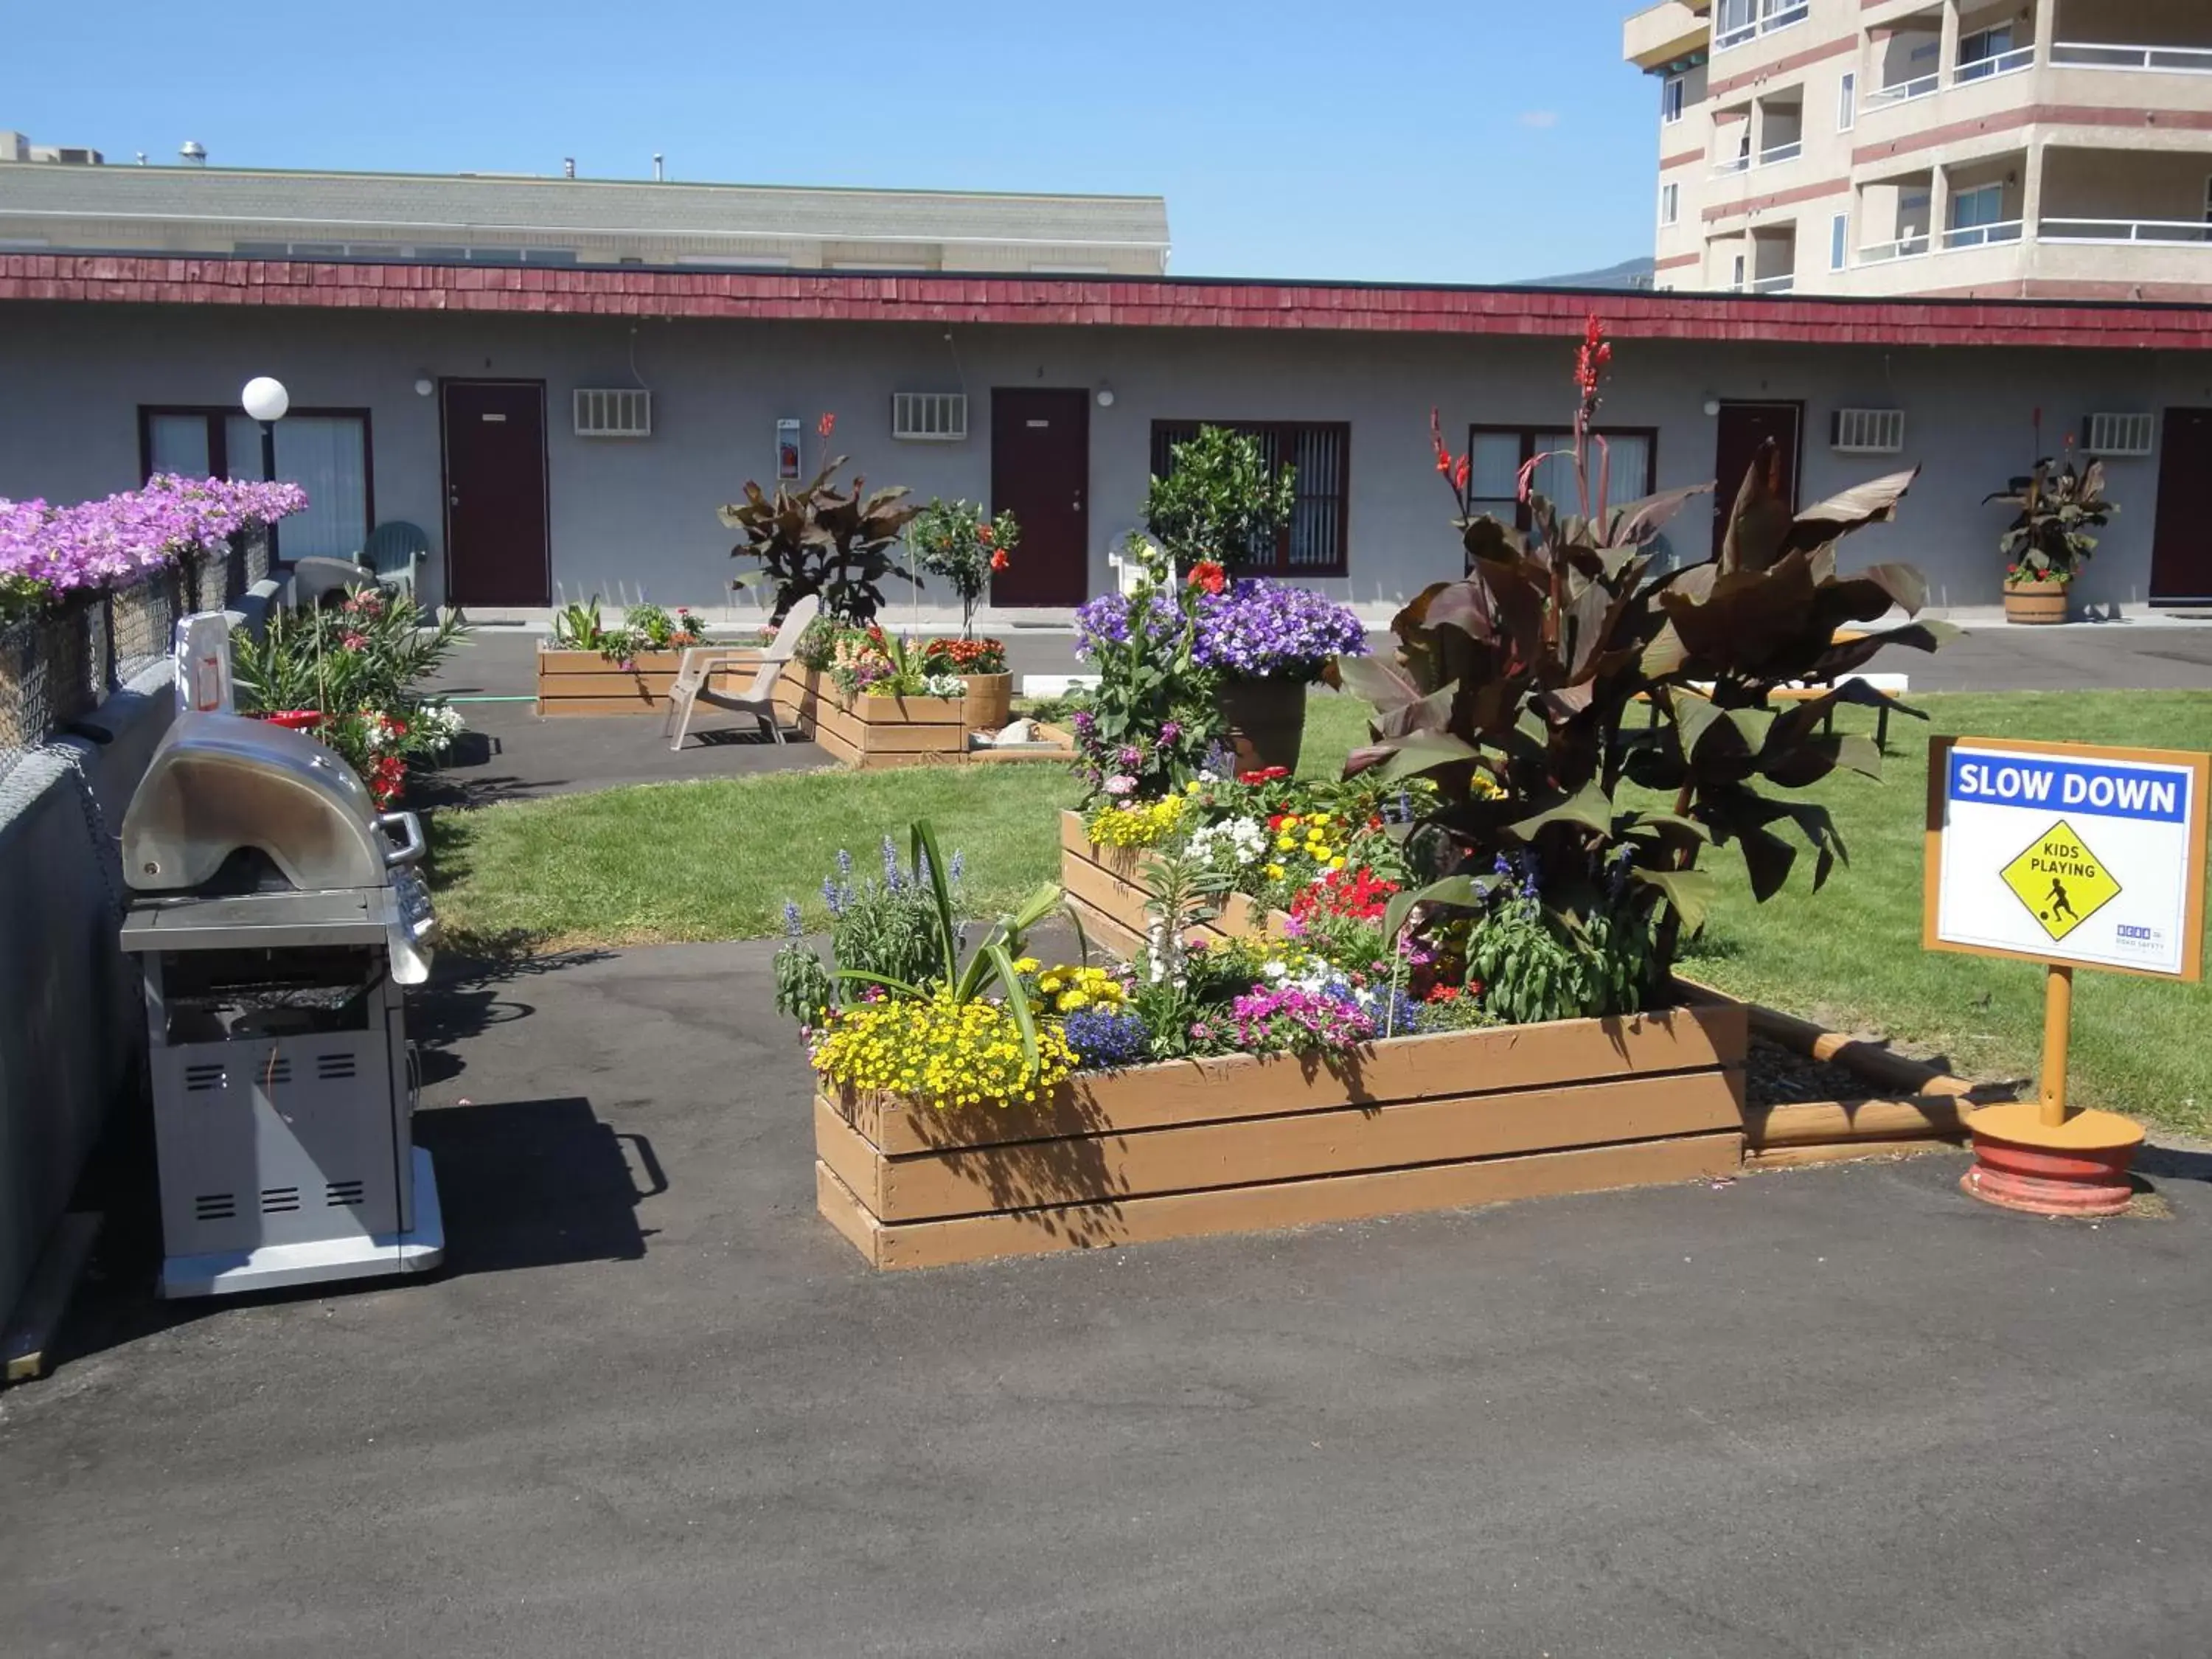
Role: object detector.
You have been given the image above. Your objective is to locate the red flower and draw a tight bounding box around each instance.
[977,524,995,546]
[817,412,836,438]
[1239,766,1291,785]
[1453,454,1470,492]
[1187,560,1228,596]
[341,631,368,651]
[1575,314,1613,398]
[990,548,1009,572]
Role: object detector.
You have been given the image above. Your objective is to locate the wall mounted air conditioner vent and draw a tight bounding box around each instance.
[1830,408,1906,455]
[892,392,967,442]
[2083,412,2153,457]
[574,387,653,438]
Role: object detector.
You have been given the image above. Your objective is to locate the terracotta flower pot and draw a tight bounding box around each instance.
[2003,579,2069,625]
[1214,676,1305,775]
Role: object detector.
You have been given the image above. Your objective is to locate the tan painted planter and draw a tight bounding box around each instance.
[815,1001,1749,1270]
[535,646,763,717]
[2002,580,2069,625]
[1057,809,1284,957]
[808,685,968,769]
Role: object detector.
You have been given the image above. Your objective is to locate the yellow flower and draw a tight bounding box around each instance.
[1276,835,1296,852]
[1330,855,1346,870]
[1058,990,1088,1012]
[1310,811,1330,824]
[1184,780,1201,795]
[1281,815,1301,829]
[1265,863,1286,880]
[1013,956,1040,974]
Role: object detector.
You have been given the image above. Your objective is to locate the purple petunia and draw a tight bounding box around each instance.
[0,475,307,619]
[1192,580,1368,682]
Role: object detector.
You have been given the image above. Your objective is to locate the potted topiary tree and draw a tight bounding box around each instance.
[1987,450,2112,625]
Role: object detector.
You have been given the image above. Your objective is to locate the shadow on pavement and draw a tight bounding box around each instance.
[413,1096,662,1276]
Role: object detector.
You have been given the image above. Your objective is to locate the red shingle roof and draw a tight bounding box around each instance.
[2,254,2207,350]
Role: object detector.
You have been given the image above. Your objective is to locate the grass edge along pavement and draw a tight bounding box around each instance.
[426,687,2212,1136]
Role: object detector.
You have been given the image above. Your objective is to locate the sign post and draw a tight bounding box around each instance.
[1926,736,2208,1216]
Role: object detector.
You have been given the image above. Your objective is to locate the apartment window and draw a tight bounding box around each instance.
[1830,213,1850,270]
[1464,426,1658,535]
[1660,182,1680,226]
[1950,183,2005,231]
[1837,72,1856,131]
[1662,77,1686,125]
[1732,253,1747,290]
[139,406,374,561]
[2202,174,2211,224]
[1148,421,1349,576]
[1955,25,2014,80]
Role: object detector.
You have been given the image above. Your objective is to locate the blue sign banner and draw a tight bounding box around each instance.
[1947,749,2190,824]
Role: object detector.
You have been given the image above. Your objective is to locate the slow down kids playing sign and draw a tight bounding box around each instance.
[1926,737,2208,980]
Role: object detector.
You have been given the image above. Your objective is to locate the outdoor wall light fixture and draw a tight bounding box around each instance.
[414,377,434,397]
[1703,397,1722,417]
[1096,385,1116,408]
[240,375,290,557]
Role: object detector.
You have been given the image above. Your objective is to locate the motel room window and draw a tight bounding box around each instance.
[1662,77,1686,125]
[1660,182,1680,226]
[1464,425,1658,538]
[1830,212,1850,271]
[140,406,374,562]
[1837,71,1856,131]
[1148,421,1349,577]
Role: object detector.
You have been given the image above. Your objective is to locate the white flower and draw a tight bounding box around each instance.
[922,672,967,697]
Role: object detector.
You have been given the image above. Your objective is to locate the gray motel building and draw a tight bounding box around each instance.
[1,157,2210,616]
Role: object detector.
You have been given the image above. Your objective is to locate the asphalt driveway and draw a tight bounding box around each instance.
[5,940,2210,1658]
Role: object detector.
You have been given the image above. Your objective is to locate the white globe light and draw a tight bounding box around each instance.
[241,376,291,422]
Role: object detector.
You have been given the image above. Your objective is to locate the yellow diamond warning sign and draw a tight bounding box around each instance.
[2000,820,2122,942]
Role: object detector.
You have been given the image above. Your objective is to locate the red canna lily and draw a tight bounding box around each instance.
[1187,560,1228,596]
[990,548,1009,571]
[817,412,836,438]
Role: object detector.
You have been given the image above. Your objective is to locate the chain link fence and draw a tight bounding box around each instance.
[0,525,272,785]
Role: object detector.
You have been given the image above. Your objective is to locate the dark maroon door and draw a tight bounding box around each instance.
[990,388,1090,606]
[2151,408,2212,605]
[1711,400,1802,555]
[442,380,549,606]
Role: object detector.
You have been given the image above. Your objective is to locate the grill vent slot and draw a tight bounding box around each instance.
[315,1053,358,1082]
[260,1186,302,1214]
[184,1062,226,1093]
[194,1193,236,1220]
[326,1180,366,1208]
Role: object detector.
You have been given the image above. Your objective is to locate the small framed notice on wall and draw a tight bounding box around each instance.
[776,418,801,481]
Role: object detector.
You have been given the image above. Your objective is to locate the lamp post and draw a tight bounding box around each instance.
[240,376,290,562]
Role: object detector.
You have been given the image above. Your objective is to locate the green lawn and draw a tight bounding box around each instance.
[430,687,2212,1133]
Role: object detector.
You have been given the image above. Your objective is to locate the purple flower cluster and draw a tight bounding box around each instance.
[1194,580,1367,682]
[1062,1006,1152,1070]
[0,474,307,616]
[1074,580,1365,683]
[1220,984,1377,1054]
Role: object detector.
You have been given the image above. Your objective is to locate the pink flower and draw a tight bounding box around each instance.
[1103,775,1137,797]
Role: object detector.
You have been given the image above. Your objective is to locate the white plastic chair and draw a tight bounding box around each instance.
[663,595,819,751]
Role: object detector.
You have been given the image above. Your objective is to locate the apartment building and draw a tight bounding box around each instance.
[1625,0,2212,299]
[0,142,1170,276]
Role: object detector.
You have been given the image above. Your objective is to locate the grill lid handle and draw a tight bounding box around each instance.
[378,810,427,869]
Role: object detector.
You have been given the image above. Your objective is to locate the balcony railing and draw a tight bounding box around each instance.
[1758,139,1803,166]
[2039,218,2212,246]
[1953,44,2035,83]
[1865,72,1940,110]
[1714,0,1808,53]
[1713,153,1751,175]
[1941,218,2025,251]
[2052,41,2212,73]
[1747,272,1796,293]
[1857,234,1931,264]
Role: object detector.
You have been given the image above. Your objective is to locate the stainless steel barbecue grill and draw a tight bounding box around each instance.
[119,712,445,1298]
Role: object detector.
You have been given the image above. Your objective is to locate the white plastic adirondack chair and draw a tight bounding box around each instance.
[663,595,820,750]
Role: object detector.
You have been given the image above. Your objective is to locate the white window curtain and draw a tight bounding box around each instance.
[227,414,370,560]
[1534,433,1654,507]
[147,413,211,477]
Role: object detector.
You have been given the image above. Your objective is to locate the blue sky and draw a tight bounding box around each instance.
[4,1,1660,283]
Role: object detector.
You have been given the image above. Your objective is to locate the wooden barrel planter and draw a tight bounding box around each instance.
[1214,677,1305,774]
[2002,580,2069,625]
[815,1001,1749,1270]
[535,647,765,717]
[961,672,1013,732]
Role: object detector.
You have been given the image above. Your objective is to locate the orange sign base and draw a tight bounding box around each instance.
[1961,1102,2146,1218]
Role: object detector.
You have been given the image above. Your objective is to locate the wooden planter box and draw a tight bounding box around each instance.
[1058,809,1283,957]
[808,685,968,769]
[535,647,763,717]
[816,1002,1748,1270]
